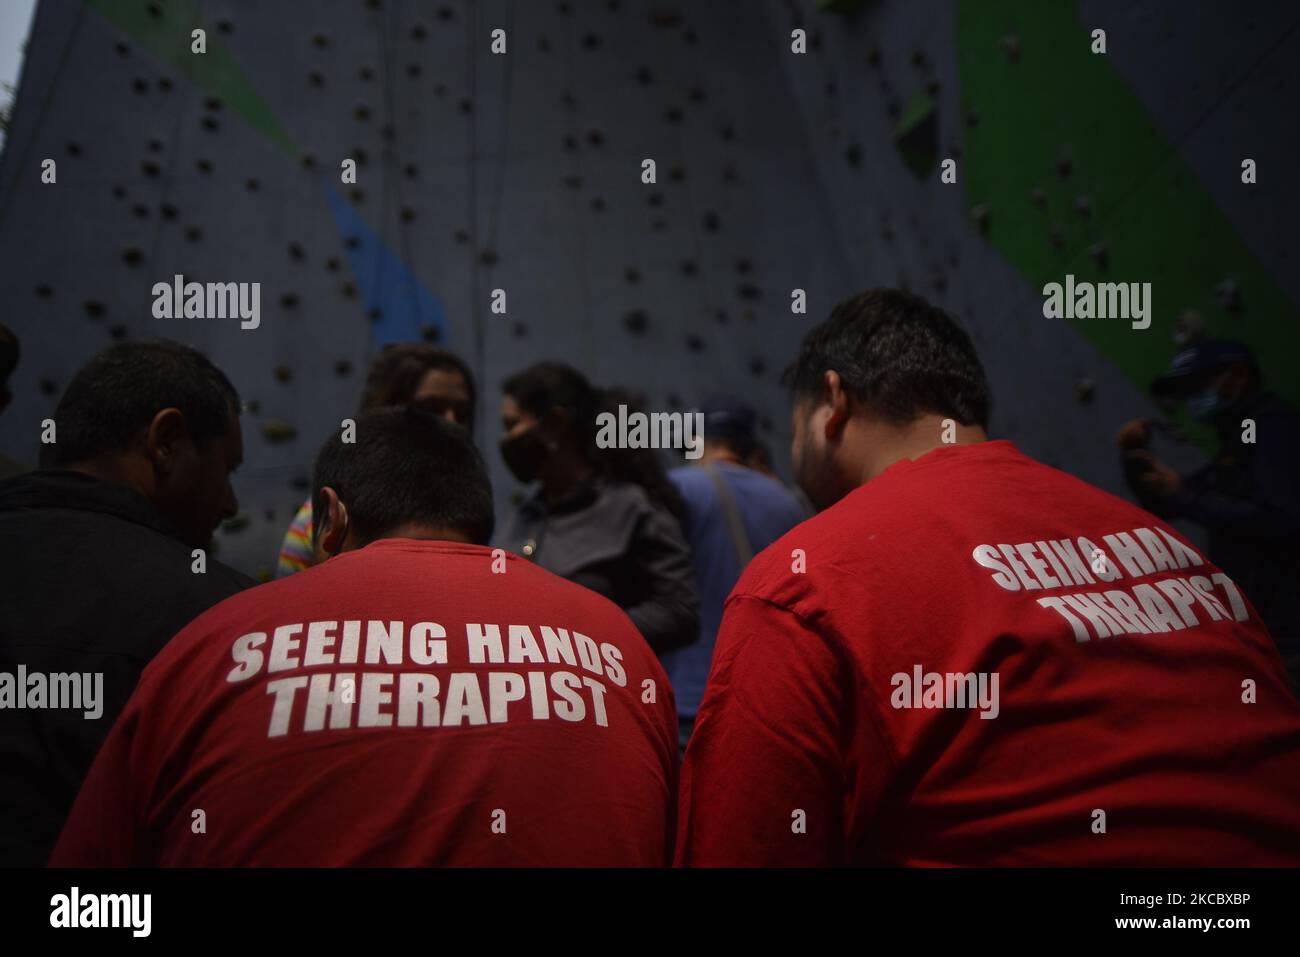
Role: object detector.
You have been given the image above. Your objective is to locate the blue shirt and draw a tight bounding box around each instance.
[662,462,808,717]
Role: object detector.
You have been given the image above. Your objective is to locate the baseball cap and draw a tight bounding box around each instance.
[1151,339,1255,397]
[693,394,758,445]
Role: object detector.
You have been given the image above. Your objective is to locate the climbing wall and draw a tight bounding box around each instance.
[0,0,1295,577]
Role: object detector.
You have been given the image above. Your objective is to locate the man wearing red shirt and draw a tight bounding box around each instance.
[677,289,1300,866]
[53,408,677,866]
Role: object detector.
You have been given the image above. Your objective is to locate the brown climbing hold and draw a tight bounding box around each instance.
[971,204,991,235]
[273,364,292,383]
[1001,34,1020,61]
[261,420,298,443]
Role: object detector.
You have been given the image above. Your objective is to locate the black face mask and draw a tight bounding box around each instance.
[500,427,549,483]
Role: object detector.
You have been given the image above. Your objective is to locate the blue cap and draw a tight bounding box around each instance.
[693,394,757,443]
[1151,339,1255,397]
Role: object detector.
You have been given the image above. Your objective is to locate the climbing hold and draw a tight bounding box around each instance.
[279,293,298,310]
[1074,377,1095,404]
[261,420,298,443]
[334,359,352,377]
[623,310,649,335]
[703,211,721,232]
[1216,279,1243,313]
[1075,194,1091,217]
[737,284,761,300]
[1088,242,1107,268]
[273,364,292,382]
[1001,33,1020,61]
[221,513,251,532]
[288,242,305,261]
[624,267,641,284]
[84,300,105,318]
[971,204,991,235]
[685,334,704,352]
[122,247,145,266]
[1030,186,1046,206]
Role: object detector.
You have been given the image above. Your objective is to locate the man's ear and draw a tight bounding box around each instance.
[145,407,188,474]
[313,487,349,561]
[821,370,851,441]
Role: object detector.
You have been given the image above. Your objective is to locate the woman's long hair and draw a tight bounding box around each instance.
[501,362,686,521]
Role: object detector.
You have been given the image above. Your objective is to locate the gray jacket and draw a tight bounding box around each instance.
[499,480,700,655]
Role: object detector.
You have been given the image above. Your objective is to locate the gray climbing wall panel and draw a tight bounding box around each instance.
[0,0,1294,576]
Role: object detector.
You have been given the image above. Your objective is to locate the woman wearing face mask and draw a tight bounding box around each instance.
[275,343,477,577]
[497,362,700,656]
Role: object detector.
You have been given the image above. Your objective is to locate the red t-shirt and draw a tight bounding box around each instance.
[677,440,1300,866]
[51,539,677,866]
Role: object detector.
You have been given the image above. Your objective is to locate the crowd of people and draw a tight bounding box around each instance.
[1,287,1298,866]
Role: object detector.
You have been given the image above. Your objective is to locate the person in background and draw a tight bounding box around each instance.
[0,322,29,479]
[52,408,677,866]
[677,289,1300,866]
[661,395,806,752]
[497,362,699,655]
[0,339,253,866]
[276,343,476,576]
[1117,339,1300,690]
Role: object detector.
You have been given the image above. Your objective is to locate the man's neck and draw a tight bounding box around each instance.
[855,415,987,484]
[696,445,744,467]
[379,523,476,545]
[66,456,153,500]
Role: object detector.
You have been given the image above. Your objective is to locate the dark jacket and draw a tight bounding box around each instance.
[1128,392,1300,653]
[499,480,699,655]
[0,470,253,866]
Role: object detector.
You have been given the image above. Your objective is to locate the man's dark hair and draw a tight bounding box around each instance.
[781,288,991,429]
[0,322,18,386]
[48,339,240,467]
[359,343,477,424]
[313,406,495,546]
